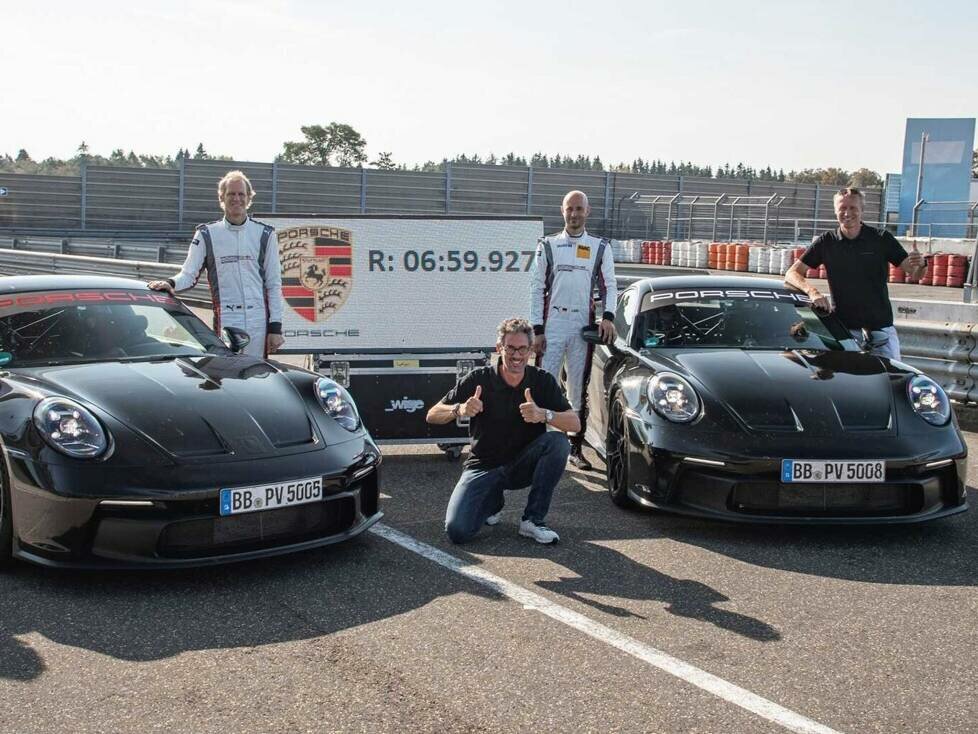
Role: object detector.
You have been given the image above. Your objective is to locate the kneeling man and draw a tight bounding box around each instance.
[427,318,580,544]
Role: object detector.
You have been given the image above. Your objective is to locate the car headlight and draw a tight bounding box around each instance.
[647,372,700,423]
[33,397,109,458]
[907,374,950,426]
[315,377,361,431]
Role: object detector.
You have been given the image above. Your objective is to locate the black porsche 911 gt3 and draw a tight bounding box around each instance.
[582,275,967,523]
[0,275,381,568]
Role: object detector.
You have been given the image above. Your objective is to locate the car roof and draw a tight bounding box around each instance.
[631,274,796,291]
[0,274,149,293]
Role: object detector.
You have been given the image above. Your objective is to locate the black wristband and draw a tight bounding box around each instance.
[267,321,283,335]
[533,324,545,336]
[602,311,614,322]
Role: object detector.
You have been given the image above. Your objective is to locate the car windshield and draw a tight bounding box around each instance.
[637,293,855,351]
[0,289,230,367]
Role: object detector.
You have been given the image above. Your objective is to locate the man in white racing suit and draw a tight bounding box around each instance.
[149,170,284,358]
[530,190,617,470]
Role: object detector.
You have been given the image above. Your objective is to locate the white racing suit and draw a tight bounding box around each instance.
[169,217,283,358]
[529,229,617,447]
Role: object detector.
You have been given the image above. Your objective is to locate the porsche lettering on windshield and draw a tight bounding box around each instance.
[644,289,812,306]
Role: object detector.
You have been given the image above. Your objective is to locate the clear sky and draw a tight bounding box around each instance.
[3,0,975,174]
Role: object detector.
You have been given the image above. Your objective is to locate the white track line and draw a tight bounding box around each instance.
[370,523,842,734]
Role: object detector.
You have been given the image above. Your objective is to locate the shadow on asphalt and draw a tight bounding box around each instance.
[379,451,783,644]
[0,527,499,682]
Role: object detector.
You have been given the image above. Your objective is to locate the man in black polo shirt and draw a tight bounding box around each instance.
[785,187,925,359]
[427,318,579,544]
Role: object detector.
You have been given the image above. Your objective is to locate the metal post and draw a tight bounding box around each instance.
[177,157,186,227]
[526,166,533,215]
[665,193,680,241]
[729,196,737,241]
[763,194,776,245]
[911,132,928,237]
[712,194,726,242]
[687,195,699,241]
[966,231,978,303]
[80,162,87,231]
[360,168,367,213]
[445,162,452,213]
[969,201,978,239]
[271,162,279,214]
[603,171,612,230]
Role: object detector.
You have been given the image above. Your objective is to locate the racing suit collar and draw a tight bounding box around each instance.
[223,216,249,230]
[562,228,588,239]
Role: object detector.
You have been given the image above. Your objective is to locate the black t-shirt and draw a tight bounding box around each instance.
[801,224,908,330]
[441,364,572,470]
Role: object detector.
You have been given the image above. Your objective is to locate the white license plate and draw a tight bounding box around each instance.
[219,477,323,516]
[781,460,885,483]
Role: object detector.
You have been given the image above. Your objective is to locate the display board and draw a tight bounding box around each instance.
[265,216,545,352]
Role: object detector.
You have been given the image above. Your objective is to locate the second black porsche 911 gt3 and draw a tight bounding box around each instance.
[582,275,967,523]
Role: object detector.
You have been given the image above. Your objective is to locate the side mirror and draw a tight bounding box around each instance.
[222,326,251,354]
[580,325,619,351]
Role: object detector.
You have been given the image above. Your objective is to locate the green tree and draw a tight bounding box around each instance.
[849,168,883,188]
[193,143,209,160]
[281,123,368,167]
[371,152,397,170]
[972,149,977,178]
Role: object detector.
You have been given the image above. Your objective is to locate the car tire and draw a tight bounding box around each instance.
[0,460,12,569]
[606,397,637,509]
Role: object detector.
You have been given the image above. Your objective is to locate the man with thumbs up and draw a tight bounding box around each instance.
[785,187,924,360]
[427,318,579,545]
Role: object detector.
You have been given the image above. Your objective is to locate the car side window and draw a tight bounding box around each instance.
[613,290,633,341]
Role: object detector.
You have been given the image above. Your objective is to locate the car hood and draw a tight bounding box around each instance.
[669,349,896,434]
[26,355,318,459]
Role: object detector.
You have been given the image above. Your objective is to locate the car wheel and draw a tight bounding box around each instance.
[0,461,12,569]
[606,397,636,509]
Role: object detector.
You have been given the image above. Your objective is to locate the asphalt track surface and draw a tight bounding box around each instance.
[2,425,977,734]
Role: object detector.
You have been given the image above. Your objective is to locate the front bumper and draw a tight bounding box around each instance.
[627,457,967,524]
[621,416,968,524]
[6,441,383,569]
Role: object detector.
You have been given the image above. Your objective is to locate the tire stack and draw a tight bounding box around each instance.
[947,255,968,287]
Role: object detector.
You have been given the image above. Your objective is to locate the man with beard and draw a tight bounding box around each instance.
[427,318,579,545]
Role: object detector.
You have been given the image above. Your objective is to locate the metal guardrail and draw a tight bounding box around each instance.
[0,235,188,264]
[0,248,975,404]
[899,321,978,403]
[0,248,211,304]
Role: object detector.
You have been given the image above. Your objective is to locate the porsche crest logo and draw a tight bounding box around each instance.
[278,226,353,323]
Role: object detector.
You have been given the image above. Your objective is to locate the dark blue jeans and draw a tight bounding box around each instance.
[444,431,570,544]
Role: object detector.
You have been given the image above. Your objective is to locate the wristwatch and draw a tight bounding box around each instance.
[544,409,554,424]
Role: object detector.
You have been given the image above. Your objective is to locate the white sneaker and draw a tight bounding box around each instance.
[519,519,560,544]
[485,510,503,526]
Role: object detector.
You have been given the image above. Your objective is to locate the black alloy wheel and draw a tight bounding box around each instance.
[606,397,636,508]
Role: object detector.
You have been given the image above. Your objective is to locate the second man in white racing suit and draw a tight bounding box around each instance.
[530,190,617,470]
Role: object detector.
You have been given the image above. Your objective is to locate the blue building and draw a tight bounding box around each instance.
[898,118,975,237]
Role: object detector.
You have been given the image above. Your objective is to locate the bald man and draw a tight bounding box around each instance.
[529,190,617,471]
